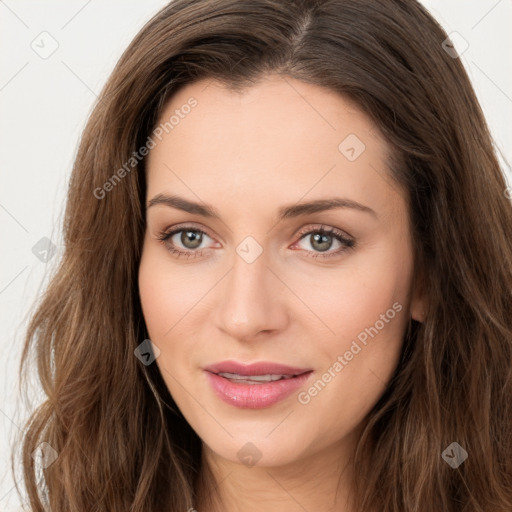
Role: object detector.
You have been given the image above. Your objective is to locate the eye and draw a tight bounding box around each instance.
[156,225,217,259]
[292,225,355,259]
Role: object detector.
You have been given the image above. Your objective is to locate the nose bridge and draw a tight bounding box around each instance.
[215,237,287,339]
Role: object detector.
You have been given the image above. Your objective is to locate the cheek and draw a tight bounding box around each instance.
[138,243,214,392]
[138,252,171,340]
[138,243,203,340]
[312,249,408,350]
[300,246,412,347]
[314,277,407,394]
[138,247,199,403]
[299,252,412,427]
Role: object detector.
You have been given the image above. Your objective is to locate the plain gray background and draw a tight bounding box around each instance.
[1,1,511,509]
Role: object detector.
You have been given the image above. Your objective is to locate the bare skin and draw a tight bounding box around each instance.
[138,74,426,511]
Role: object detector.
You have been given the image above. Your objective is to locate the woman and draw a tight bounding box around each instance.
[14,0,512,510]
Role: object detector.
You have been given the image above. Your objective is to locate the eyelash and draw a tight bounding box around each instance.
[156,224,355,260]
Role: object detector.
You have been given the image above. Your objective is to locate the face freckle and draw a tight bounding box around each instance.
[138,73,426,469]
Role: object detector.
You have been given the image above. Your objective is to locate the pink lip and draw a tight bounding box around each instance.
[203,360,313,409]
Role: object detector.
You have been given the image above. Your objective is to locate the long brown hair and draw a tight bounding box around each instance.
[13,0,512,510]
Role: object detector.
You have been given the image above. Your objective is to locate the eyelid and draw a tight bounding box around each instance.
[158,222,217,242]
[294,224,354,242]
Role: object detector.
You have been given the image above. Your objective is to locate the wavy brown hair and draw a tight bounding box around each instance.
[13,0,512,510]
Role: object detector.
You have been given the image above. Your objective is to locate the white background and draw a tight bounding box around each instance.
[1,1,511,509]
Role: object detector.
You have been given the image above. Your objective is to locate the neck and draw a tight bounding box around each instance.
[194,435,359,512]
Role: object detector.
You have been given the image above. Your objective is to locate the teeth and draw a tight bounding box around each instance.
[218,372,294,382]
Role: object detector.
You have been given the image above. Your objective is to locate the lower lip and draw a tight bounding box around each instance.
[204,370,313,409]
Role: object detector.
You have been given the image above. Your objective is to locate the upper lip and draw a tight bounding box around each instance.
[204,360,312,376]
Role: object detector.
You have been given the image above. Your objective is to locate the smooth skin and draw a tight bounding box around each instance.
[138,74,426,512]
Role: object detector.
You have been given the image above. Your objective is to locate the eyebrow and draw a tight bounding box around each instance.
[146,194,377,220]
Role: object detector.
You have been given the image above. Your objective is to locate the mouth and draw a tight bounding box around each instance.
[203,360,314,408]
[212,371,310,385]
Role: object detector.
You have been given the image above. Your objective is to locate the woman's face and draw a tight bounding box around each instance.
[138,75,425,467]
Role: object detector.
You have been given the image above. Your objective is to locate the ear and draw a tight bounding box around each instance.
[409,268,428,323]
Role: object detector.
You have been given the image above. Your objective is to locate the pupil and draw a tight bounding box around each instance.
[182,230,202,249]
[312,233,332,252]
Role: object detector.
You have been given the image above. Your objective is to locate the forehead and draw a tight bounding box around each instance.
[150,75,385,156]
[145,75,403,224]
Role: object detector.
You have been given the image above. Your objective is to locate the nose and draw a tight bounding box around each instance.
[213,246,289,342]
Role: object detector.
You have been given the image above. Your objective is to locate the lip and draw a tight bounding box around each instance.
[203,360,312,377]
[203,360,313,409]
